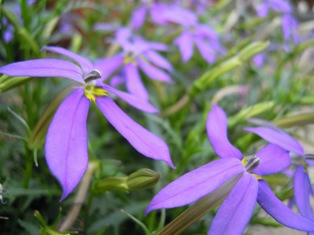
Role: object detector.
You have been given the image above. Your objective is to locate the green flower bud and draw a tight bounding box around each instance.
[126,168,160,190]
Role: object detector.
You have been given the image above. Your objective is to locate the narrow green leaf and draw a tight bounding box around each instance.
[228,101,275,127]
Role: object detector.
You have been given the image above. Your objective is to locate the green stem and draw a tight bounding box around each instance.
[23,146,33,188]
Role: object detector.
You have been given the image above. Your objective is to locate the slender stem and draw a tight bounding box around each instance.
[58,162,97,232]
[23,146,33,188]
[160,94,190,118]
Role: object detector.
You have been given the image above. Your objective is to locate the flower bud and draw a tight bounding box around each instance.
[126,168,160,190]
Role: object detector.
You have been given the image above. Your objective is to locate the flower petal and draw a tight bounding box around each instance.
[244,126,304,156]
[96,97,174,167]
[138,59,172,82]
[144,50,173,71]
[109,75,124,87]
[94,54,124,81]
[174,31,194,62]
[270,0,292,13]
[294,165,314,219]
[45,88,90,200]
[42,46,93,74]
[125,63,149,100]
[195,38,216,63]
[208,172,258,235]
[0,59,84,83]
[130,6,147,30]
[253,144,291,176]
[282,14,299,43]
[257,180,314,232]
[102,84,157,113]
[256,2,269,17]
[206,105,243,159]
[146,158,245,213]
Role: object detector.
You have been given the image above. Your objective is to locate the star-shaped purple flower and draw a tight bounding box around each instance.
[102,28,172,100]
[146,105,314,234]
[0,46,174,200]
[244,123,314,229]
[130,2,171,29]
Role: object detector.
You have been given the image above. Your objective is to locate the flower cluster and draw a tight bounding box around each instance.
[0,0,313,234]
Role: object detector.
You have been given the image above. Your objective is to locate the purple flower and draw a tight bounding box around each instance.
[130,2,172,30]
[131,2,223,63]
[245,123,314,227]
[256,0,299,44]
[174,24,224,63]
[256,0,292,17]
[282,13,299,43]
[0,46,174,200]
[146,105,314,234]
[169,9,224,63]
[103,28,172,100]
[253,53,265,67]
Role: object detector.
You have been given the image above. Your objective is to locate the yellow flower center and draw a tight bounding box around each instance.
[84,85,108,102]
[123,55,136,64]
[241,158,262,180]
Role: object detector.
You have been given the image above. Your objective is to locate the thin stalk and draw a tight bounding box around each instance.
[58,162,97,232]
[23,146,33,188]
[160,94,190,118]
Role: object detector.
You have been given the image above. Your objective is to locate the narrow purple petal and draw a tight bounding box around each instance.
[96,97,174,167]
[256,2,269,17]
[94,54,124,81]
[253,53,265,67]
[282,14,299,43]
[294,165,314,219]
[208,172,258,235]
[110,75,124,87]
[45,88,90,200]
[253,144,291,176]
[144,51,173,71]
[42,46,93,74]
[206,105,243,159]
[149,4,169,25]
[102,84,157,113]
[195,38,216,63]
[174,31,194,62]
[125,64,149,100]
[146,158,245,213]
[130,6,147,30]
[0,59,84,83]
[138,59,172,82]
[244,126,304,156]
[257,180,314,232]
[195,24,218,41]
[270,0,292,13]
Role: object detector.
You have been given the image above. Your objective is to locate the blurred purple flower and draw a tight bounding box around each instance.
[162,6,224,63]
[257,0,292,17]
[130,2,223,63]
[2,0,36,42]
[282,13,299,43]
[0,46,174,200]
[253,53,265,67]
[174,23,224,63]
[256,0,299,44]
[146,104,314,234]
[130,2,172,29]
[102,27,172,100]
